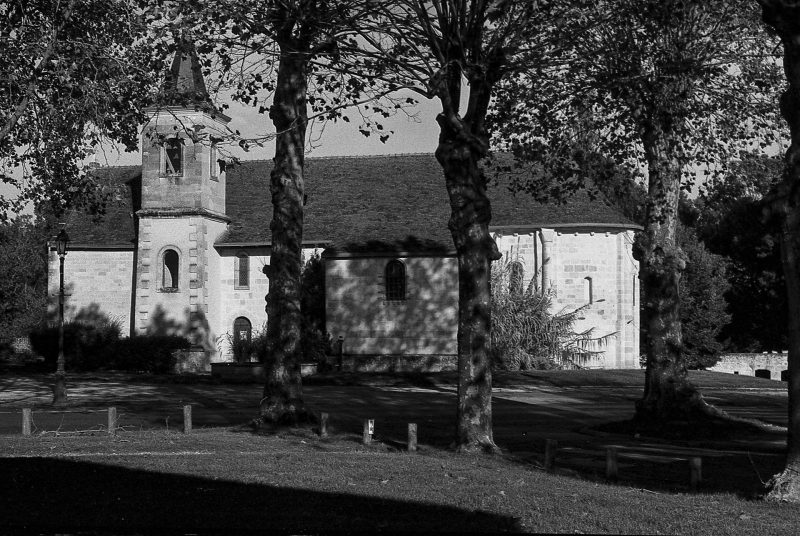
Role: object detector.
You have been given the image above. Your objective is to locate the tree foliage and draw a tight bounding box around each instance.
[696,154,786,352]
[1,0,162,218]
[0,216,49,340]
[675,222,730,369]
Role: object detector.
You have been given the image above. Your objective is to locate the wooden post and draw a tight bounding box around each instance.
[689,457,702,490]
[408,423,417,452]
[336,336,344,371]
[21,408,32,436]
[108,407,117,436]
[183,405,192,434]
[544,439,558,473]
[605,447,618,482]
[320,412,329,438]
[362,419,373,444]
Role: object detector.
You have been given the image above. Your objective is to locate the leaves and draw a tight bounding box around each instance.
[1,0,163,218]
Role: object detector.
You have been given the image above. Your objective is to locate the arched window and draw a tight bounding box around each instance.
[162,249,179,290]
[584,276,593,304]
[509,261,524,295]
[164,138,183,176]
[385,260,406,301]
[235,252,249,288]
[232,316,252,363]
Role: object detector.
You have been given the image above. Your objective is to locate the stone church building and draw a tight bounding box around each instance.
[49,50,641,371]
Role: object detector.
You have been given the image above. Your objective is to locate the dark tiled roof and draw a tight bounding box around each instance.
[66,154,638,251]
[220,154,639,252]
[62,166,140,248]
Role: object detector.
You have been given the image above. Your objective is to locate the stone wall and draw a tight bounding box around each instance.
[140,110,228,214]
[213,246,322,362]
[215,246,270,361]
[324,228,640,369]
[326,255,459,355]
[134,215,228,365]
[708,353,788,381]
[493,228,640,369]
[48,248,135,335]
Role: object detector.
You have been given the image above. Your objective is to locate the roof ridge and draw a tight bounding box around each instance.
[229,153,435,166]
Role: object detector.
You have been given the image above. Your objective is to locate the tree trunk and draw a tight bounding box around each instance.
[635,119,702,422]
[435,115,502,453]
[761,2,800,501]
[259,45,312,426]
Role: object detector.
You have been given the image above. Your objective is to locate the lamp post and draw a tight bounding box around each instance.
[53,228,69,405]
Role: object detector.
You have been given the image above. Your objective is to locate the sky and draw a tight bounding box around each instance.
[94,90,443,168]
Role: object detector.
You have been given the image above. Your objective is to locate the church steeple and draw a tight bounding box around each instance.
[160,38,225,119]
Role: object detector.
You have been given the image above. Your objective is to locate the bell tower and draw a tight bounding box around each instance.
[140,40,230,213]
[133,40,231,362]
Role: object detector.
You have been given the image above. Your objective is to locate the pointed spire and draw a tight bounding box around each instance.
[161,37,217,113]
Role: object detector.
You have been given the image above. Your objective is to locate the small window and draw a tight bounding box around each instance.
[163,249,179,290]
[210,144,218,180]
[755,369,771,380]
[164,138,183,176]
[509,262,524,295]
[584,276,593,304]
[235,253,249,288]
[385,260,406,301]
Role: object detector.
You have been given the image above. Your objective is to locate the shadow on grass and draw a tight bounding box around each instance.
[0,457,519,533]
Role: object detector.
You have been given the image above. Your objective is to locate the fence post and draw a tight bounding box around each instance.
[336,336,344,371]
[108,407,117,436]
[544,439,558,473]
[408,423,418,452]
[363,419,373,444]
[183,405,192,434]
[320,412,329,438]
[689,457,702,490]
[22,408,32,436]
[605,447,618,482]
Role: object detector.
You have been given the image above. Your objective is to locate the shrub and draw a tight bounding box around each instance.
[29,321,191,373]
[29,319,121,371]
[109,335,191,373]
[490,260,611,370]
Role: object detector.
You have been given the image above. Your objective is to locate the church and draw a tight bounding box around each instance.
[48,49,641,372]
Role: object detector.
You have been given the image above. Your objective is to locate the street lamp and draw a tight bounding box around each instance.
[53,228,69,405]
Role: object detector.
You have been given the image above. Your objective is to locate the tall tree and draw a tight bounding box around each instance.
[490,0,784,423]
[757,0,800,503]
[346,1,573,452]
[174,0,402,425]
[1,0,160,218]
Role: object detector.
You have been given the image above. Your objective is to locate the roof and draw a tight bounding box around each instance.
[63,154,639,252]
[62,166,140,248]
[219,154,640,252]
[157,40,229,121]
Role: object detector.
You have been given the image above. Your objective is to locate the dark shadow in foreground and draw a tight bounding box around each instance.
[0,457,519,533]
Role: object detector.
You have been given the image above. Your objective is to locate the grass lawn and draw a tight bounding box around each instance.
[2,429,799,534]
